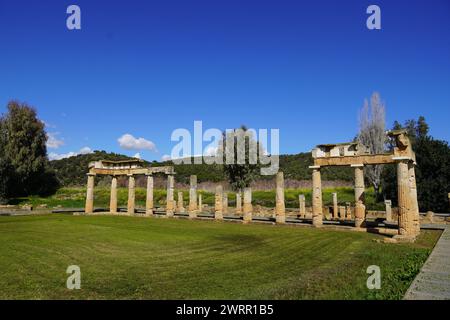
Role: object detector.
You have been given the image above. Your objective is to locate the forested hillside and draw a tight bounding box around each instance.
[50,151,354,186]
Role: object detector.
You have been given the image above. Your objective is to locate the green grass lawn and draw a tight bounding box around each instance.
[0,214,440,299]
[9,186,385,210]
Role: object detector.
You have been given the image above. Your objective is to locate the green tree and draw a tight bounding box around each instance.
[1,101,58,196]
[0,120,12,203]
[221,126,262,191]
[382,117,450,212]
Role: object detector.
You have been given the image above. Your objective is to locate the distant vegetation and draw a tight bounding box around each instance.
[10,186,384,211]
[49,151,355,187]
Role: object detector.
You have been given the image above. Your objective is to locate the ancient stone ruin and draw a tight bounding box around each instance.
[84,130,421,241]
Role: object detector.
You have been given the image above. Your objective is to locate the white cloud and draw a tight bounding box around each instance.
[133,153,141,159]
[79,147,93,154]
[204,146,218,157]
[48,146,93,161]
[46,132,65,149]
[118,134,156,151]
[161,154,171,161]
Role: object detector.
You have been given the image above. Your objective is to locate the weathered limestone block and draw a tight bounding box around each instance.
[177,191,185,213]
[85,173,95,214]
[310,166,323,227]
[243,187,253,223]
[345,202,352,220]
[198,194,202,212]
[166,174,175,217]
[222,192,228,214]
[275,171,286,224]
[408,162,420,235]
[145,174,154,216]
[339,206,346,220]
[189,175,198,213]
[215,185,223,220]
[110,175,118,214]
[423,211,434,224]
[332,192,338,220]
[299,194,306,218]
[353,165,365,228]
[235,192,242,214]
[385,200,392,222]
[397,160,414,237]
[127,174,135,215]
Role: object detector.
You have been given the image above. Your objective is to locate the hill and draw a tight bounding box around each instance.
[49,151,353,187]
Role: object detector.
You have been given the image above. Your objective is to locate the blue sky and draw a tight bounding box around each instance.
[0,0,449,161]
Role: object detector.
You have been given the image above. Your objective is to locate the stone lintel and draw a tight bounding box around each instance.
[309,165,321,169]
[392,156,413,161]
[350,164,364,167]
[314,154,395,167]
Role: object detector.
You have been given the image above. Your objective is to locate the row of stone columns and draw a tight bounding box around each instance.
[309,164,365,228]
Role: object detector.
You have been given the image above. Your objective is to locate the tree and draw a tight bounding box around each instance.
[382,117,450,212]
[1,101,58,196]
[0,120,12,204]
[357,92,386,200]
[220,126,262,191]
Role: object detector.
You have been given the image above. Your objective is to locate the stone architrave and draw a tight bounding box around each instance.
[275,171,286,224]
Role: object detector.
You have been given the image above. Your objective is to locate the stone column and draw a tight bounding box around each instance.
[110,175,118,214]
[243,187,253,223]
[166,174,175,217]
[352,164,366,228]
[145,174,154,216]
[332,192,338,220]
[188,175,198,213]
[127,174,135,215]
[408,162,420,236]
[275,171,286,224]
[215,185,223,220]
[198,194,202,212]
[299,194,306,218]
[235,192,242,214]
[396,159,413,236]
[177,191,185,213]
[310,166,323,227]
[85,173,95,214]
[339,206,346,221]
[345,202,352,220]
[385,200,392,222]
[223,192,229,214]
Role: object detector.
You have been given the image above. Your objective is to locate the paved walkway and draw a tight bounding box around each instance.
[404,226,450,300]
